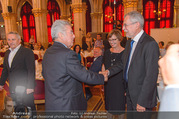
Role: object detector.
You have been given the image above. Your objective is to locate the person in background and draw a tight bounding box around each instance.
[81,36,94,58]
[0,96,14,117]
[165,41,174,50]
[0,31,36,113]
[102,29,125,119]
[42,20,107,111]
[158,44,179,119]
[116,20,122,31]
[158,41,166,57]
[29,35,35,50]
[37,42,45,50]
[103,33,111,51]
[94,33,104,49]
[103,11,159,113]
[48,41,54,48]
[86,32,93,49]
[73,44,84,65]
[85,47,103,101]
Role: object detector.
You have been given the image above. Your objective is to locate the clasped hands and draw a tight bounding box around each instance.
[99,70,109,82]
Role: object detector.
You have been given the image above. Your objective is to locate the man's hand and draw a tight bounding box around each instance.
[0,85,4,91]
[99,70,109,82]
[26,89,34,94]
[159,44,179,85]
[136,104,146,112]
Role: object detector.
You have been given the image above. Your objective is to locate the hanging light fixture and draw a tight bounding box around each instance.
[153,0,166,20]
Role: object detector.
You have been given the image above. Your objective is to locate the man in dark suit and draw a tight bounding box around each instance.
[0,31,36,111]
[104,11,159,112]
[85,47,103,100]
[42,20,106,111]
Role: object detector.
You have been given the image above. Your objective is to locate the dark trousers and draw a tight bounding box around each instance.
[126,86,153,119]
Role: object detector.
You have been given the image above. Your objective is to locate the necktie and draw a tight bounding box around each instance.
[124,40,134,82]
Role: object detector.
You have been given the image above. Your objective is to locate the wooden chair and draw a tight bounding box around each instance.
[34,54,39,60]
[82,83,104,104]
[0,52,5,57]
[34,79,45,110]
[85,56,94,69]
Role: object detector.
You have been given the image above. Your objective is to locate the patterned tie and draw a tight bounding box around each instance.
[124,40,134,82]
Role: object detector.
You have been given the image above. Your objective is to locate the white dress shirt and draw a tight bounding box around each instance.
[8,44,21,68]
[127,30,144,71]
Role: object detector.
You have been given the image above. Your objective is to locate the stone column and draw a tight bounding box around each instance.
[137,0,143,14]
[174,2,179,27]
[16,20,23,37]
[2,13,17,37]
[123,0,138,15]
[71,2,87,46]
[32,9,48,48]
[91,12,103,32]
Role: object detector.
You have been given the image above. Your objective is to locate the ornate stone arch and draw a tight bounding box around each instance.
[55,0,67,17]
[89,0,94,13]
[16,0,32,21]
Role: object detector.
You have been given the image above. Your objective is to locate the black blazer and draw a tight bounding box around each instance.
[42,42,104,111]
[109,32,159,108]
[0,46,35,93]
[89,56,103,73]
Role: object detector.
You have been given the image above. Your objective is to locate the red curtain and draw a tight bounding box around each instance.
[47,13,52,42]
[22,16,29,42]
[160,0,173,28]
[104,6,113,32]
[21,2,36,42]
[116,4,124,35]
[103,0,124,33]
[86,0,92,33]
[144,1,156,35]
[47,0,61,42]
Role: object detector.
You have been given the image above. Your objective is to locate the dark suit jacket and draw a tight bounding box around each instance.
[42,42,104,111]
[89,56,103,73]
[0,46,35,93]
[109,32,159,108]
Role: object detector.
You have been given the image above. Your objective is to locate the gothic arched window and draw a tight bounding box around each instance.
[21,2,36,42]
[143,0,157,35]
[47,0,61,42]
[86,0,91,33]
[103,0,124,32]
[104,6,113,32]
[160,0,174,28]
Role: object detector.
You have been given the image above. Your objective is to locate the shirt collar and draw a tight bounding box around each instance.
[54,41,67,48]
[133,30,144,43]
[9,44,21,52]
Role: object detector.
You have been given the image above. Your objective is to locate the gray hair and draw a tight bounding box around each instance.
[7,31,21,40]
[51,20,71,41]
[124,11,144,28]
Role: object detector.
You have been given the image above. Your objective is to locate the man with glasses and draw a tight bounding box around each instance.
[104,11,159,112]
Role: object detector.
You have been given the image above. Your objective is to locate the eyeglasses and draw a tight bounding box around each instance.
[108,39,117,42]
[123,22,137,28]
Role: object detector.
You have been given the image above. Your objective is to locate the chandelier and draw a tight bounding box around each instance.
[153,0,166,20]
[105,12,115,23]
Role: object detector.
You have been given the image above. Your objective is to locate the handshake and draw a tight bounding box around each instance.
[99,70,109,82]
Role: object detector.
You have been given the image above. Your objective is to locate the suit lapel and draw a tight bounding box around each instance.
[10,46,23,70]
[5,50,10,70]
[123,40,132,68]
[130,32,146,65]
